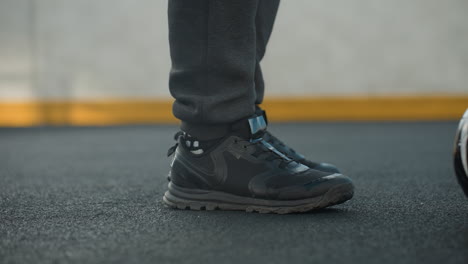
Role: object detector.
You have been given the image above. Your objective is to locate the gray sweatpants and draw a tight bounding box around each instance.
[168,0,280,138]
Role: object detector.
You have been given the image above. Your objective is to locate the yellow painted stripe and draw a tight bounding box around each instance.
[0,96,467,126]
[262,95,468,122]
[0,100,175,126]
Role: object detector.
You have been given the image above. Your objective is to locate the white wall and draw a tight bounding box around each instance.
[0,0,34,99]
[1,0,467,100]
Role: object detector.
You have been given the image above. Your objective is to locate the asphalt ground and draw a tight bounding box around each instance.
[1,122,467,264]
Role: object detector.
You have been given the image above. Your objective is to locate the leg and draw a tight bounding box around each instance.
[168,0,260,139]
[165,0,354,214]
[254,0,280,105]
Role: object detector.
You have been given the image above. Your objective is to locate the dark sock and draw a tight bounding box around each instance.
[178,132,223,155]
[178,113,267,155]
[180,116,253,141]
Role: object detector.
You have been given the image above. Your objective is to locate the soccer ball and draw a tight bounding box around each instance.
[454,108,468,198]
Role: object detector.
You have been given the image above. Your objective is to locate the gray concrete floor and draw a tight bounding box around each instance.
[1,122,467,264]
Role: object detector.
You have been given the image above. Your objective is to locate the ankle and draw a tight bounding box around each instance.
[179,112,268,143]
[177,132,222,155]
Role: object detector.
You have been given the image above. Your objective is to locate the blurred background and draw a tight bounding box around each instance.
[2,2,468,263]
[1,0,468,126]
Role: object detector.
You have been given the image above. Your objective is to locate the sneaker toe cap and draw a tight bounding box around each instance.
[313,162,341,173]
[277,173,354,200]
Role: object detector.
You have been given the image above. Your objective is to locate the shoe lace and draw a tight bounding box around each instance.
[242,136,295,168]
[263,131,297,154]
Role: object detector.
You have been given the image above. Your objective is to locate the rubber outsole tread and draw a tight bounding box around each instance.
[162,183,354,214]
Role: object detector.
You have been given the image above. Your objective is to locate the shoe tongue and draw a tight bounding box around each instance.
[230,114,267,140]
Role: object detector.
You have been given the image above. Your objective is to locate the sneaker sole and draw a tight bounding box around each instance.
[163,181,354,214]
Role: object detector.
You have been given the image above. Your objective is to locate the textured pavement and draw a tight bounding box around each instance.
[1,122,467,264]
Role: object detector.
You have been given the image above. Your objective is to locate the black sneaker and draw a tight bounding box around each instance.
[258,109,341,173]
[163,115,354,214]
